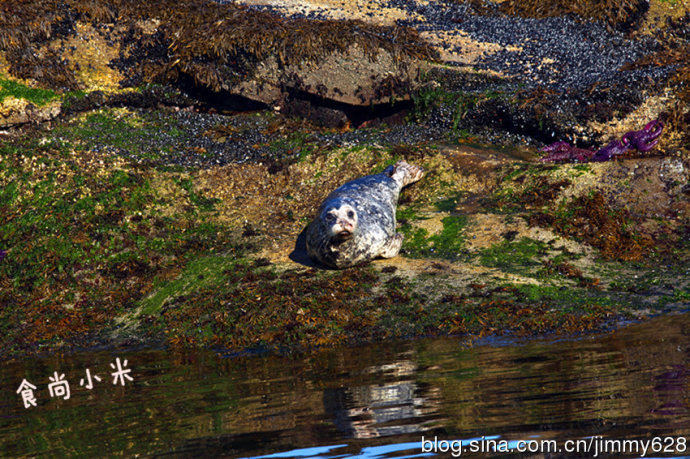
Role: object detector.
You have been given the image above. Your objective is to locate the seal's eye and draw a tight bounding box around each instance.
[347,210,355,219]
[325,213,336,222]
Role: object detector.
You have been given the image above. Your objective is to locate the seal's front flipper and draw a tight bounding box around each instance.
[391,161,424,188]
[380,233,404,258]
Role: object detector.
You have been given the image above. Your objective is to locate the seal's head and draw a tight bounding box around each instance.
[322,203,358,242]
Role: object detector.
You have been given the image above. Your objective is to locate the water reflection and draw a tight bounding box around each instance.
[1,312,689,457]
[324,359,442,439]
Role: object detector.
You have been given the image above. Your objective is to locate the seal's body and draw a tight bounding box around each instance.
[306,161,423,268]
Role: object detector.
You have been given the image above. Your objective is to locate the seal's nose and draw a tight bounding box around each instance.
[337,219,354,232]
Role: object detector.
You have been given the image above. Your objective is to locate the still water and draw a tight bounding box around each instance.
[2,312,690,457]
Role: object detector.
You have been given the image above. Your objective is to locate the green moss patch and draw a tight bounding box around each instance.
[400,214,468,260]
[411,86,505,137]
[479,238,547,275]
[267,131,322,163]
[0,75,58,105]
[139,255,243,316]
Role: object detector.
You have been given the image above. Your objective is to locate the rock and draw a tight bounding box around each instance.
[0,97,61,128]
[230,43,422,109]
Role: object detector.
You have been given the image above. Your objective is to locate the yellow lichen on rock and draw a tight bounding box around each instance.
[50,22,123,92]
[0,95,61,127]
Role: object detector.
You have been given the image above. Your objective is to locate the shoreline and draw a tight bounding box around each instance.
[0,0,689,361]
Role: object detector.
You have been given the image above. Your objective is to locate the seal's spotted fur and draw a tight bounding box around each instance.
[306,160,424,268]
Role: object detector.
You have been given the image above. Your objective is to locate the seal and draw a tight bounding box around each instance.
[306,160,424,268]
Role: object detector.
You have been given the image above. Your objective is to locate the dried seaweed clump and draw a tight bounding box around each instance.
[0,0,70,50]
[0,0,81,89]
[663,14,690,149]
[0,0,436,93]
[620,13,690,148]
[66,0,118,23]
[499,0,649,29]
[109,0,437,91]
[660,62,690,149]
[6,47,80,91]
[531,192,651,261]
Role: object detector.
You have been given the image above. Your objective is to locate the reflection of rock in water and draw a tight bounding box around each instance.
[323,359,441,439]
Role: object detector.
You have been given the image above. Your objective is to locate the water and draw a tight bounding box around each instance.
[2,312,690,457]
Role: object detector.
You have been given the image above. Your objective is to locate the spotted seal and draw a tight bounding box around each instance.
[306,160,424,268]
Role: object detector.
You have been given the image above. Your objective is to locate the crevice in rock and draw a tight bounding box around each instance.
[280,89,414,128]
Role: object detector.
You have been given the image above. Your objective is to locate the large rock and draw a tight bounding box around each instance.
[231,43,421,108]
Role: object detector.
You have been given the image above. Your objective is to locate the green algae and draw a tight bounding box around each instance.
[411,86,506,136]
[139,255,245,316]
[268,131,320,162]
[479,238,547,275]
[435,192,466,212]
[0,130,241,355]
[400,214,468,260]
[0,75,58,105]
[175,177,220,213]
